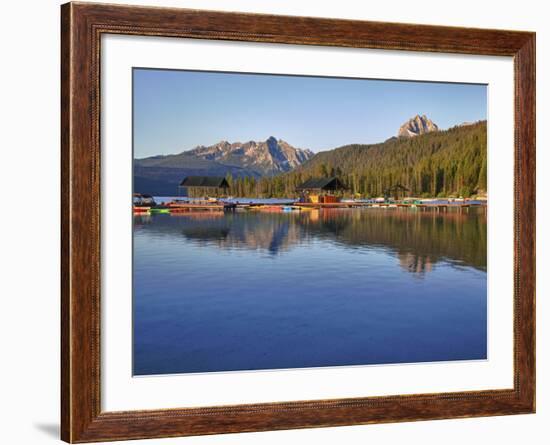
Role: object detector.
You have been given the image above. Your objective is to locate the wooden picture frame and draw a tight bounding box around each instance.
[61,2,535,442]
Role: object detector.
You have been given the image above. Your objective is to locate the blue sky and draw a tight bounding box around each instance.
[133,68,487,158]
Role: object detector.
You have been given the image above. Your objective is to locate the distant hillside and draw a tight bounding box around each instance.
[134,136,313,195]
[230,121,487,198]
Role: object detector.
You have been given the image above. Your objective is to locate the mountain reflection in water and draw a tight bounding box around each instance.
[134,208,486,274]
[133,208,487,375]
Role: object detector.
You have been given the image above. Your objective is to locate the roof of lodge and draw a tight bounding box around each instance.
[296,177,346,191]
[179,176,230,188]
[385,183,410,192]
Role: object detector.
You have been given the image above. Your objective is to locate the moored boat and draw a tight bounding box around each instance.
[133,193,156,213]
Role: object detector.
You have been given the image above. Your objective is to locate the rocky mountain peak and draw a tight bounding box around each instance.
[398,114,439,138]
[177,137,314,176]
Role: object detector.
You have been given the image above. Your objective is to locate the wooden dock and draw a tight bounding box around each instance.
[135,200,487,215]
[168,204,225,212]
[293,202,486,210]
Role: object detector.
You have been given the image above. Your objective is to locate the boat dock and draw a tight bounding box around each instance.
[168,203,226,212]
[135,200,486,215]
[293,202,486,210]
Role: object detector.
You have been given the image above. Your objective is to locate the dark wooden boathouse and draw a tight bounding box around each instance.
[178,176,230,197]
[384,184,410,201]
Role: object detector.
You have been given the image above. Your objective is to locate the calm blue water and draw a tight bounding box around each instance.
[133,208,487,375]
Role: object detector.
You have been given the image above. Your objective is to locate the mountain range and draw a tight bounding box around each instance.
[134,136,313,195]
[134,115,486,197]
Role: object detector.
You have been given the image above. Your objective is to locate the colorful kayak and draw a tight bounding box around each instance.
[149,207,170,214]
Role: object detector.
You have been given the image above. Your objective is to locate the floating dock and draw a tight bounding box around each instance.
[167,203,225,212]
[293,202,486,210]
[135,200,486,215]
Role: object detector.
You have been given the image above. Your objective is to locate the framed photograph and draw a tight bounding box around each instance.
[61,2,535,442]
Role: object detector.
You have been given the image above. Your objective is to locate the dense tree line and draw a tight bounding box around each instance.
[227,121,487,198]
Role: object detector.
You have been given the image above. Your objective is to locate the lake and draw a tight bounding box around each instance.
[133,207,487,375]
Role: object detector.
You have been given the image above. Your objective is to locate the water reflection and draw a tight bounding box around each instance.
[133,207,487,374]
[134,207,486,274]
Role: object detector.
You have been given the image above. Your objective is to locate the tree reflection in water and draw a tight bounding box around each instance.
[134,207,486,275]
